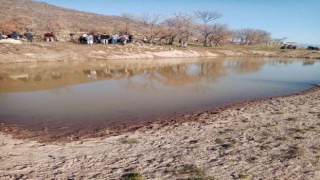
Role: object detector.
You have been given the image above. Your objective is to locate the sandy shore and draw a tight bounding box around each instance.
[0,86,319,179]
[0,41,320,63]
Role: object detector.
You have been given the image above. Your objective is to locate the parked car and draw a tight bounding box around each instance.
[306,46,319,50]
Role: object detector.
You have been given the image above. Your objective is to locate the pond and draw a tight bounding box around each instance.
[0,58,319,134]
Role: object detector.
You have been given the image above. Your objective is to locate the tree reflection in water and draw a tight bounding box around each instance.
[0,58,306,93]
[0,58,319,132]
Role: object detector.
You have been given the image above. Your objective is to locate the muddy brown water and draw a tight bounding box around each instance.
[0,58,319,135]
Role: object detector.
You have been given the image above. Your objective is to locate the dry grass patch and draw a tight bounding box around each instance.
[119,137,140,144]
[277,146,304,161]
[173,164,215,180]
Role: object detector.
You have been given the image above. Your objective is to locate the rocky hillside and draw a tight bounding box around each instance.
[0,0,144,36]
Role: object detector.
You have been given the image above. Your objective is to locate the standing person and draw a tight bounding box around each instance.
[44,32,55,42]
[111,34,119,44]
[69,33,76,42]
[86,34,93,45]
[80,33,87,44]
[128,34,134,43]
[11,32,20,40]
[119,34,127,45]
[94,34,100,44]
[100,33,109,44]
[24,31,33,43]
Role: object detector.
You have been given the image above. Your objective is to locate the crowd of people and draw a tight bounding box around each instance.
[77,33,134,45]
[0,31,34,42]
[0,31,135,46]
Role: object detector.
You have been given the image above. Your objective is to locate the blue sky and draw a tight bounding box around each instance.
[35,0,320,45]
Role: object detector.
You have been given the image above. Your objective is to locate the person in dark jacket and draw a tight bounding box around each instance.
[11,32,20,39]
[128,34,134,43]
[100,33,110,44]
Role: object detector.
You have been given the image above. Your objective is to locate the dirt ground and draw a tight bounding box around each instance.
[0,40,319,63]
[0,86,319,179]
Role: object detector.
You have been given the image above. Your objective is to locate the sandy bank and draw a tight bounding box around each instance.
[0,42,319,63]
[1,86,320,179]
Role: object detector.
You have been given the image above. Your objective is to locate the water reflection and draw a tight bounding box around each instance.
[0,58,303,93]
[303,59,316,66]
[0,58,319,132]
[226,59,265,73]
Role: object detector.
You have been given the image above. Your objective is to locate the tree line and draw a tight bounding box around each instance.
[121,10,281,47]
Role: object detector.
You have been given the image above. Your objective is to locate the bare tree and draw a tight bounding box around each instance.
[273,37,287,45]
[137,13,162,43]
[172,12,195,47]
[208,24,234,46]
[151,26,169,45]
[194,10,222,46]
[121,13,135,34]
[235,28,272,45]
[161,17,179,45]
[138,13,150,26]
